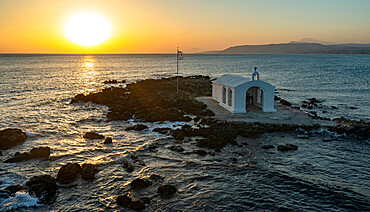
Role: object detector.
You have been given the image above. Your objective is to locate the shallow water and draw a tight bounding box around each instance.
[0,54,369,211]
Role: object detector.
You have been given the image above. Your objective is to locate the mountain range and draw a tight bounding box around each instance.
[199,38,370,54]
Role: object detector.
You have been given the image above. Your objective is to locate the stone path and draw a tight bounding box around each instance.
[196,97,337,127]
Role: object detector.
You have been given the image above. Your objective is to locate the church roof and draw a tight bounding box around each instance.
[213,74,252,87]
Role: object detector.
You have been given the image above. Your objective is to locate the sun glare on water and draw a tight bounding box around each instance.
[65,12,111,46]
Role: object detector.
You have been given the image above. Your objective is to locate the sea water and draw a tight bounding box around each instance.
[0,54,369,211]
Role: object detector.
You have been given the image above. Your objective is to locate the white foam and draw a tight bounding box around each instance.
[0,191,41,211]
[24,131,36,137]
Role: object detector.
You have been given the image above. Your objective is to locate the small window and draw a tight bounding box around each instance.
[222,87,226,103]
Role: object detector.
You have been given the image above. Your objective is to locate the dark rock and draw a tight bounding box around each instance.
[195,150,207,156]
[331,106,338,109]
[261,145,274,149]
[132,200,146,211]
[230,157,237,163]
[72,76,213,122]
[116,193,133,208]
[56,163,81,184]
[123,161,134,172]
[274,95,281,101]
[81,164,97,180]
[103,80,118,84]
[0,128,28,150]
[322,110,327,113]
[277,144,298,151]
[30,147,50,159]
[0,190,10,199]
[4,152,31,163]
[26,175,57,203]
[103,137,113,144]
[169,145,184,152]
[4,184,25,195]
[4,146,50,163]
[131,178,152,189]
[83,132,105,139]
[153,127,171,134]
[280,99,292,106]
[121,80,126,83]
[307,105,313,109]
[125,124,148,131]
[157,184,177,199]
[0,151,2,156]
[149,174,164,182]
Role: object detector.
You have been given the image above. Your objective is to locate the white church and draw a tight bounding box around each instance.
[212,67,276,113]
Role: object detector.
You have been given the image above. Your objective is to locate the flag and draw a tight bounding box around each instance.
[177,50,183,60]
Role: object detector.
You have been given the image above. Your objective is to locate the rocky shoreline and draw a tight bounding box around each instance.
[1,75,369,210]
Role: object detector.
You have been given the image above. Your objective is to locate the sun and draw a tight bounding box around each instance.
[65,12,111,46]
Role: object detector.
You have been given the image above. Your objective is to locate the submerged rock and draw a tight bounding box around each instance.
[277,144,298,151]
[116,193,133,208]
[56,163,82,184]
[0,128,28,149]
[157,184,177,199]
[26,175,57,203]
[132,199,146,211]
[83,132,105,139]
[131,178,152,189]
[103,137,113,144]
[280,99,292,106]
[125,124,148,131]
[4,184,25,195]
[81,164,98,180]
[261,145,275,150]
[4,147,50,163]
[169,145,184,152]
[195,149,207,156]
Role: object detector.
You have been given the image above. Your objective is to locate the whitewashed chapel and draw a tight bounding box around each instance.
[212,67,276,113]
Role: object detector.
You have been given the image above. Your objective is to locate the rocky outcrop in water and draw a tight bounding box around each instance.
[103,137,113,144]
[71,76,214,122]
[56,163,98,183]
[0,184,25,199]
[331,117,370,139]
[81,164,98,180]
[56,163,82,184]
[0,128,28,149]
[83,132,105,139]
[170,121,298,150]
[4,147,50,163]
[131,178,152,190]
[277,144,298,151]
[26,175,57,203]
[157,184,177,199]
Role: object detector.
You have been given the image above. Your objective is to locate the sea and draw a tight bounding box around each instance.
[0,54,369,211]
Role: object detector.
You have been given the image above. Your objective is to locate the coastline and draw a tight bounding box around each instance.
[1,75,369,211]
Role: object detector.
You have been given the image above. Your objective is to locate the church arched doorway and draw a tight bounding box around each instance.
[246,86,263,111]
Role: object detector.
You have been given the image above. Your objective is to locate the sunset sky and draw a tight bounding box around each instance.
[0,0,369,53]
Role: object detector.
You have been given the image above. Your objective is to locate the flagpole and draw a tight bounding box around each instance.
[176,46,179,93]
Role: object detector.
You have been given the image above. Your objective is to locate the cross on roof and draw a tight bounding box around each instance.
[254,67,257,72]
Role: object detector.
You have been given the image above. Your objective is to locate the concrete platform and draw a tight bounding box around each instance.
[196,97,337,127]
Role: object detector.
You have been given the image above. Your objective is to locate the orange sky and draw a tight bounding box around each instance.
[0,0,369,53]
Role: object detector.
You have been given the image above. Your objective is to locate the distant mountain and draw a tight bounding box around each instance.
[199,41,370,55]
[291,38,335,45]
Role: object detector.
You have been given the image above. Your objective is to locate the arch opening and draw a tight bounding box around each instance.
[222,87,226,104]
[228,88,232,106]
[246,86,263,111]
